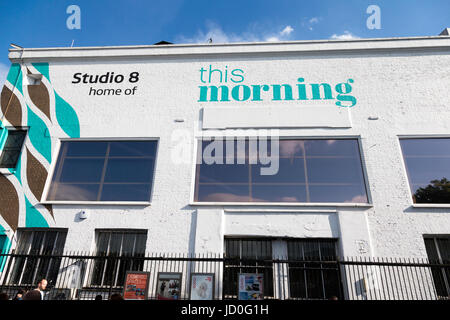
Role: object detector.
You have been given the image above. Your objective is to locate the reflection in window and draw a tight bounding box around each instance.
[400,138,450,204]
[194,139,368,203]
[91,229,147,287]
[9,228,67,286]
[0,130,27,169]
[47,140,158,202]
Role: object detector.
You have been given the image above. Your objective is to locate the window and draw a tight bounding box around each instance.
[400,138,450,204]
[424,236,450,298]
[287,239,341,299]
[223,237,341,300]
[195,138,368,203]
[0,130,26,169]
[46,140,158,202]
[90,229,147,287]
[9,228,67,286]
[223,238,274,298]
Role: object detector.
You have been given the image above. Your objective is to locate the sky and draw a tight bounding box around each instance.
[0,0,449,85]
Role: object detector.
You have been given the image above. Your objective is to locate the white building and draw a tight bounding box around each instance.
[0,31,449,300]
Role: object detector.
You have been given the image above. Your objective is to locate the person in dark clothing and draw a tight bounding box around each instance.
[23,289,41,300]
[0,292,9,300]
[12,290,25,300]
[95,295,103,300]
[109,293,124,300]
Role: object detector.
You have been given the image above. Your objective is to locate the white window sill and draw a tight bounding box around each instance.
[41,201,151,206]
[189,202,373,208]
[412,204,450,209]
[0,168,14,175]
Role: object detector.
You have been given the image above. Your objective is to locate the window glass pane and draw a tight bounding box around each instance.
[195,139,367,203]
[0,150,22,168]
[134,233,147,255]
[400,139,450,204]
[0,130,26,168]
[405,158,448,188]
[100,184,151,201]
[304,139,358,156]
[251,185,307,202]
[251,158,305,183]
[196,185,249,202]
[279,140,304,157]
[104,158,154,183]
[401,139,450,157]
[198,163,249,183]
[436,238,450,262]
[109,141,157,157]
[309,185,367,203]
[3,131,27,149]
[58,159,105,183]
[66,141,108,157]
[47,140,157,202]
[307,158,363,184]
[50,183,100,201]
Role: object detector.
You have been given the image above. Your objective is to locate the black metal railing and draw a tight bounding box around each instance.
[0,252,448,300]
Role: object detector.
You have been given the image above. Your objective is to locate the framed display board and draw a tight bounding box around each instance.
[189,273,215,300]
[238,273,264,300]
[156,272,182,300]
[123,271,150,300]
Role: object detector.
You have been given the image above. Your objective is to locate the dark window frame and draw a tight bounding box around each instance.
[8,228,68,286]
[423,235,450,298]
[90,229,148,288]
[223,237,274,299]
[223,237,342,300]
[0,128,27,169]
[286,238,342,300]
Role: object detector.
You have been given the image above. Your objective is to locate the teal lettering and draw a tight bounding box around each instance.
[198,85,230,102]
[231,85,251,101]
[311,83,333,100]
[271,84,293,101]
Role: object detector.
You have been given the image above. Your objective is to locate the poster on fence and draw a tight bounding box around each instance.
[190,273,214,300]
[238,273,264,300]
[156,272,182,300]
[123,271,150,300]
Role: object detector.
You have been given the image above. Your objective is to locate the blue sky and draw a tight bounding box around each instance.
[0,0,449,84]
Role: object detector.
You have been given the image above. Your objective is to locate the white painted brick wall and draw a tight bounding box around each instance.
[14,40,449,258]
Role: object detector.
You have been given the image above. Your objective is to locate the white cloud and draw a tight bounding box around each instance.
[0,63,9,87]
[280,25,294,36]
[302,17,320,31]
[265,36,280,42]
[176,22,294,44]
[330,31,360,40]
